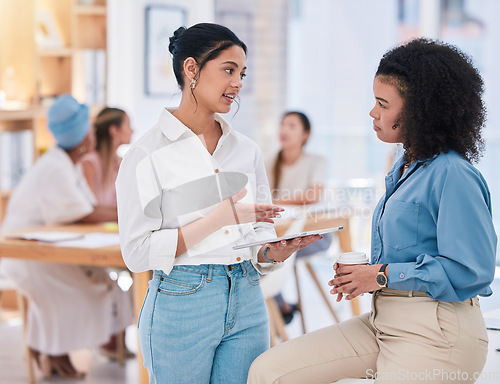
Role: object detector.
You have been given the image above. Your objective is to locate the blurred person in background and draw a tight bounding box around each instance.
[267,111,332,324]
[79,106,134,360]
[0,95,134,379]
[80,107,133,209]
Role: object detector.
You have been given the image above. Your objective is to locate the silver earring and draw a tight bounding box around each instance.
[392,124,399,130]
[190,79,196,89]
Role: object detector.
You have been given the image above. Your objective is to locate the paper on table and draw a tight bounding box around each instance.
[8,231,85,242]
[55,233,121,249]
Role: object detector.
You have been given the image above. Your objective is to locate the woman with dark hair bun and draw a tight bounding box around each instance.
[248,38,497,384]
[116,23,321,383]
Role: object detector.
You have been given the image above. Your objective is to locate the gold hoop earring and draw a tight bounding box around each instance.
[190,79,196,89]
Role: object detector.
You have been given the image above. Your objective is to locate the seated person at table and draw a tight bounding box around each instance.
[267,111,332,323]
[79,106,135,358]
[0,95,134,379]
[80,107,133,208]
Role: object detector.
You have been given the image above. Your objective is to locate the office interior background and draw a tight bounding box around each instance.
[1,0,500,383]
[107,0,500,263]
[0,0,499,255]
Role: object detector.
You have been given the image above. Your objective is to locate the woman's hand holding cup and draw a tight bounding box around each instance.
[328,252,380,301]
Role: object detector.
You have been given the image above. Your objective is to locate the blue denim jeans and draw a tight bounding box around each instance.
[138,260,270,384]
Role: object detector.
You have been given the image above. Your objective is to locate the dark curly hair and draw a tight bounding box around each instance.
[376,38,486,164]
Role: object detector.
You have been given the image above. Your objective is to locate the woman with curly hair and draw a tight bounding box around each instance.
[247,38,497,384]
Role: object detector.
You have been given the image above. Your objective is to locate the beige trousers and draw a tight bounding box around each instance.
[247,288,488,384]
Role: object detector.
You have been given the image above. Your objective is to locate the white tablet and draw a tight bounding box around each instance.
[232,226,343,250]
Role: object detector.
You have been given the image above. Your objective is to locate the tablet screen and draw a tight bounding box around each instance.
[232,226,343,250]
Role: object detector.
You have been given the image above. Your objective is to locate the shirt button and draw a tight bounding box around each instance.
[215,169,220,173]
[236,257,241,262]
[399,273,405,279]
[224,230,229,235]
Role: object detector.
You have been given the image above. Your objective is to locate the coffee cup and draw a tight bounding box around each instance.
[335,252,369,294]
[336,251,369,267]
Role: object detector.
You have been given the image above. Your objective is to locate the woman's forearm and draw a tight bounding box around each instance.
[175,212,223,257]
[79,205,118,223]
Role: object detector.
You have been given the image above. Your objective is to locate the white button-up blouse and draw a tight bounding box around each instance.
[116,108,280,275]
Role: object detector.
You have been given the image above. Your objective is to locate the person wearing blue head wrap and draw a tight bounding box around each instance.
[48,94,90,150]
[0,95,134,378]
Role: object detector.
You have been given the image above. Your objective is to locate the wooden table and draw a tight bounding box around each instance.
[0,223,150,384]
[0,216,358,383]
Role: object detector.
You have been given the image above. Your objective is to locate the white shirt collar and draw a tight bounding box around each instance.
[159,108,234,142]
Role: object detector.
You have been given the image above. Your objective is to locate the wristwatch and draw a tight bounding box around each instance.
[376,264,388,288]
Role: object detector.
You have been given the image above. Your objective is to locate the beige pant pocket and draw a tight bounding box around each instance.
[435,301,460,348]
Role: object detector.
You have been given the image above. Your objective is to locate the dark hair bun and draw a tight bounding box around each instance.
[168,23,247,89]
[169,26,186,54]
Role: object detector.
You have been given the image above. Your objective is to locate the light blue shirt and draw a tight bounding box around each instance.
[371,150,497,302]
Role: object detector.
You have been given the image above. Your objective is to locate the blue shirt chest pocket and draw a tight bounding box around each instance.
[381,200,419,251]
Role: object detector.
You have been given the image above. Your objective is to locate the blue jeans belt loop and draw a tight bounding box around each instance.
[240,261,248,276]
[207,265,213,282]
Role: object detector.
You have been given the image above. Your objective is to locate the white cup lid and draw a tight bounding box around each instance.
[336,251,368,264]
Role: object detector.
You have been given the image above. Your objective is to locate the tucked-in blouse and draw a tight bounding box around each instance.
[115,108,279,275]
[371,150,497,302]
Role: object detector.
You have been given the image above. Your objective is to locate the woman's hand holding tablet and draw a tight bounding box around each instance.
[232,226,342,250]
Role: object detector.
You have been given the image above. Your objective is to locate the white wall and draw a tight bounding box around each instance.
[215,0,288,150]
[285,0,399,182]
[465,0,500,242]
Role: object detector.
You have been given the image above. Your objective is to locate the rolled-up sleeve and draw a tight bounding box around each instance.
[116,146,178,273]
[387,164,497,302]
